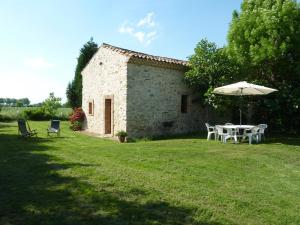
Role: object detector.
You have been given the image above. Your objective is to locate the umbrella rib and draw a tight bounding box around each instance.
[252,87,267,95]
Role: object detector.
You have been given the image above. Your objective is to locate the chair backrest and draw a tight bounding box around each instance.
[206,123,217,133]
[258,124,267,133]
[205,123,209,128]
[251,126,260,134]
[215,125,223,135]
[226,128,237,135]
[18,119,29,135]
[258,124,268,129]
[225,123,233,125]
[51,120,60,130]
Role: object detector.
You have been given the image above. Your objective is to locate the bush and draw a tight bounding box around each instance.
[53,112,70,121]
[0,114,17,122]
[70,120,83,131]
[69,108,85,131]
[21,93,64,121]
[0,107,71,122]
[23,108,52,121]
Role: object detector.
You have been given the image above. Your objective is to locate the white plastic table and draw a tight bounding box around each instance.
[220,125,255,130]
[219,125,255,140]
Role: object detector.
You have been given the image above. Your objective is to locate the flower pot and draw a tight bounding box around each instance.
[118,136,126,143]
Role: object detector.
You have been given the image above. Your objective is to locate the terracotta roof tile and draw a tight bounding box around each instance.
[102,43,188,67]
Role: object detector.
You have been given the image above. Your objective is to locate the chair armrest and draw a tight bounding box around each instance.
[244,129,252,134]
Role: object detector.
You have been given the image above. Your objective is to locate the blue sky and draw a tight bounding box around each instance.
[0,0,243,103]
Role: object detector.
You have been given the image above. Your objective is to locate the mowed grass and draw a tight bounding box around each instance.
[0,121,299,225]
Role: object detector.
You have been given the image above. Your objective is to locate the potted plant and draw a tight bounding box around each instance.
[116,130,127,143]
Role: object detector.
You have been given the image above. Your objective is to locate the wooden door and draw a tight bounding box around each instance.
[104,99,112,134]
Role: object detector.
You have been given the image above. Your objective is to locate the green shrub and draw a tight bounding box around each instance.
[70,120,83,131]
[0,106,71,122]
[53,112,70,121]
[0,114,17,122]
[116,130,128,137]
[23,108,52,121]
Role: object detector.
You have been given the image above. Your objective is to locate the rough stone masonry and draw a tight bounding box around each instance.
[82,43,214,138]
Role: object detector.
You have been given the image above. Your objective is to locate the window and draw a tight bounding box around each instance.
[88,101,94,115]
[181,95,189,113]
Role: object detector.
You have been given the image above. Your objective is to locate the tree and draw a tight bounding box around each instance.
[66,38,98,108]
[16,100,23,107]
[42,92,62,116]
[66,81,77,108]
[5,98,11,106]
[11,98,17,106]
[227,0,300,131]
[15,98,30,107]
[20,98,30,106]
[185,39,240,109]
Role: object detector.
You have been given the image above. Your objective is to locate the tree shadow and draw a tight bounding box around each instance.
[263,136,300,146]
[127,132,207,142]
[0,132,224,225]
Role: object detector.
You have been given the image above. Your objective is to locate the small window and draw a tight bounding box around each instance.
[181,95,189,113]
[88,101,94,115]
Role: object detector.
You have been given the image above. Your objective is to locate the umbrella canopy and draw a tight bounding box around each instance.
[213,81,277,96]
[213,81,277,125]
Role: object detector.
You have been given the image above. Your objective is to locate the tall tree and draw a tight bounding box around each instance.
[227,0,300,131]
[66,81,77,108]
[66,38,98,108]
[185,39,240,109]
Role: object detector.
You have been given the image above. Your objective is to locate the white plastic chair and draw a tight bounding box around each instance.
[216,125,237,143]
[215,125,226,142]
[223,127,238,144]
[258,124,268,141]
[205,123,217,141]
[243,126,260,144]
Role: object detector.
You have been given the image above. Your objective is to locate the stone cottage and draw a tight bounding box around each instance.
[82,43,207,138]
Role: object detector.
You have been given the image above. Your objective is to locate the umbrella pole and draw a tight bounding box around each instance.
[240,89,243,125]
[239,108,242,125]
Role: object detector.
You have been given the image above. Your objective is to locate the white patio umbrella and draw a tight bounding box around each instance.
[213,81,277,125]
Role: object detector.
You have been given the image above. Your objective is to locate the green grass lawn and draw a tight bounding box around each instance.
[0,121,299,225]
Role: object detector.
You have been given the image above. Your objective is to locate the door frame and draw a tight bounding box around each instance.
[103,95,114,135]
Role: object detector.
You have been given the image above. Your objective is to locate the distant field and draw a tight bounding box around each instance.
[0,107,72,117]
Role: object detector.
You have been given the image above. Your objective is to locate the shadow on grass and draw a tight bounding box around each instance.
[263,136,300,146]
[127,132,207,143]
[0,132,223,225]
[151,130,300,147]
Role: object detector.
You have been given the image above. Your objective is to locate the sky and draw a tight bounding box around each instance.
[0,0,243,104]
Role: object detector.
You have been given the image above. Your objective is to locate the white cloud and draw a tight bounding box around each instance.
[134,32,145,43]
[118,22,134,34]
[23,57,54,70]
[118,12,159,46]
[145,31,157,45]
[137,12,156,28]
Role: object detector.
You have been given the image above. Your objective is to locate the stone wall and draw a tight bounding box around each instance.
[126,63,207,138]
[81,47,128,136]
[82,46,231,138]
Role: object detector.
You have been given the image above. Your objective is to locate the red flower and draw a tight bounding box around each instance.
[69,107,85,130]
